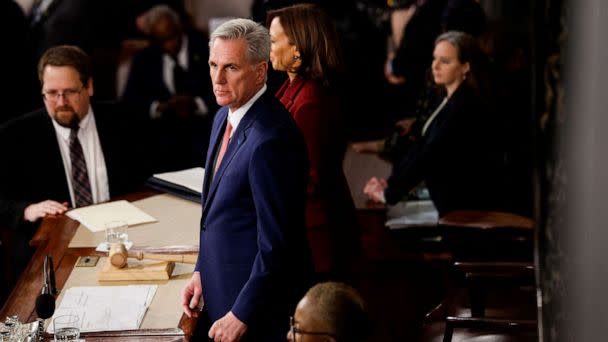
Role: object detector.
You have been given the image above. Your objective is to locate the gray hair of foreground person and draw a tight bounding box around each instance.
[209,18,270,65]
[305,282,371,341]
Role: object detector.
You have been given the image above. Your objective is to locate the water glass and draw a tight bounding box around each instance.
[105,220,129,245]
[53,315,80,341]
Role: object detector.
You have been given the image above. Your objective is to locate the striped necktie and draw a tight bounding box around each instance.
[69,127,93,207]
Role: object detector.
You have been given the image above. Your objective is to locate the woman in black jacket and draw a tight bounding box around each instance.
[364,31,505,216]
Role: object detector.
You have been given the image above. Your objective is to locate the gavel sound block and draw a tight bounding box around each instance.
[98,243,197,282]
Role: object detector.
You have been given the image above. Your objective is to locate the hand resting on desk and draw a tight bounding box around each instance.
[24,200,68,222]
[364,177,388,204]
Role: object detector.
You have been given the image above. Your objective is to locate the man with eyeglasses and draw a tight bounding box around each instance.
[0,45,148,283]
[288,282,371,342]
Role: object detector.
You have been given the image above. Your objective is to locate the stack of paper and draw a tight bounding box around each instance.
[47,285,157,333]
[145,167,204,203]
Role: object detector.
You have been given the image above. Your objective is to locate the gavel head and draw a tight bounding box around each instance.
[109,242,128,268]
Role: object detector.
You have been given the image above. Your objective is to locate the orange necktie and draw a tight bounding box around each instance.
[214,120,233,175]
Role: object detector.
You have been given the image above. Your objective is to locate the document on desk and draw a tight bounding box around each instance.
[67,200,158,232]
[385,200,439,229]
[47,285,157,333]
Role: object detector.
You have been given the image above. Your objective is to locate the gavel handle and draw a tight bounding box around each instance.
[126,251,197,264]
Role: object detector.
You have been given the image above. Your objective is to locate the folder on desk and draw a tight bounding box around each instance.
[67,200,158,232]
[145,167,204,203]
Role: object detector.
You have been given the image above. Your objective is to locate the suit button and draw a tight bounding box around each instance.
[201,224,206,231]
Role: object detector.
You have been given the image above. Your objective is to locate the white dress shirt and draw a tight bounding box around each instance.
[150,35,208,119]
[52,106,110,206]
[227,84,267,135]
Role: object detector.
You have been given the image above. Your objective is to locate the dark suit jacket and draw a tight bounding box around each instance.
[384,84,506,216]
[122,31,216,171]
[276,77,359,275]
[0,102,148,231]
[195,90,313,341]
[391,0,447,112]
[122,31,216,121]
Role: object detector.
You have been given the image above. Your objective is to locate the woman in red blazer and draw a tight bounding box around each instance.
[267,4,360,280]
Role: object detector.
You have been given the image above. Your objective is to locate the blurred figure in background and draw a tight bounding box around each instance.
[0,0,29,124]
[364,31,506,216]
[122,5,216,172]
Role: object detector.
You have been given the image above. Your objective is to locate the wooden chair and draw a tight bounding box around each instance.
[441,262,537,342]
[427,211,537,341]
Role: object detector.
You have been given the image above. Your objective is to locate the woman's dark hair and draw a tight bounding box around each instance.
[266,3,343,87]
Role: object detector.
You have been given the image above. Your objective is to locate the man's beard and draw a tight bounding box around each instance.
[53,105,80,128]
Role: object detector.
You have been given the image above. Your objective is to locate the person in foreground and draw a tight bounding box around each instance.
[288,281,371,342]
[266,3,360,281]
[0,45,146,280]
[180,18,313,342]
[364,31,505,216]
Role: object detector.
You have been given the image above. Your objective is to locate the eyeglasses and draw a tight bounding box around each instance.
[289,316,337,341]
[42,86,84,103]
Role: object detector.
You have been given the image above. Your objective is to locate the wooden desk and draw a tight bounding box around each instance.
[0,190,198,341]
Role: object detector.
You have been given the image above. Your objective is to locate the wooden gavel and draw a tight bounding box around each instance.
[109,243,197,268]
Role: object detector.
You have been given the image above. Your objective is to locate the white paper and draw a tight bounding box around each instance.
[152,167,204,194]
[47,285,157,333]
[67,200,157,232]
[385,200,439,229]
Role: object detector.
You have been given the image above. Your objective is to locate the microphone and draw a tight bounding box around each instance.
[49,256,57,295]
[35,255,56,319]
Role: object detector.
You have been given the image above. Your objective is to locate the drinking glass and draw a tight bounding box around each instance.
[53,315,80,341]
[105,220,129,245]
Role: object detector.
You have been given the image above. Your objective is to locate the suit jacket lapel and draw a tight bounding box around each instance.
[202,109,228,208]
[41,110,72,205]
[201,103,262,219]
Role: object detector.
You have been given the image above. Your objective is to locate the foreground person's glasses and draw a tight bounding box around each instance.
[289,316,337,341]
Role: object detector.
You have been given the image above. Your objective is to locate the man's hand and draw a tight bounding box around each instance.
[23,200,68,222]
[208,311,247,342]
[395,117,416,136]
[364,177,388,203]
[384,59,406,85]
[181,271,203,318]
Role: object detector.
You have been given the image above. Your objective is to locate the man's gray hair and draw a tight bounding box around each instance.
[144,4,180,28]
[209,18,270,64]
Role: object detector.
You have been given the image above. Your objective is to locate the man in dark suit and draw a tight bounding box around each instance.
[122,5,216,172]
[0,45,147,283]
[180,19,313,341]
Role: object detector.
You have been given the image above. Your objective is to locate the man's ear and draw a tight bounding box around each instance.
[86,78,94,97]
[462,62,471,76]
[256,61,268,84]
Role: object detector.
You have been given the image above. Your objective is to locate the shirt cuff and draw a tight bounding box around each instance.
[150,101,162,120]
[193,97,209,117]
[378,190,387,204]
